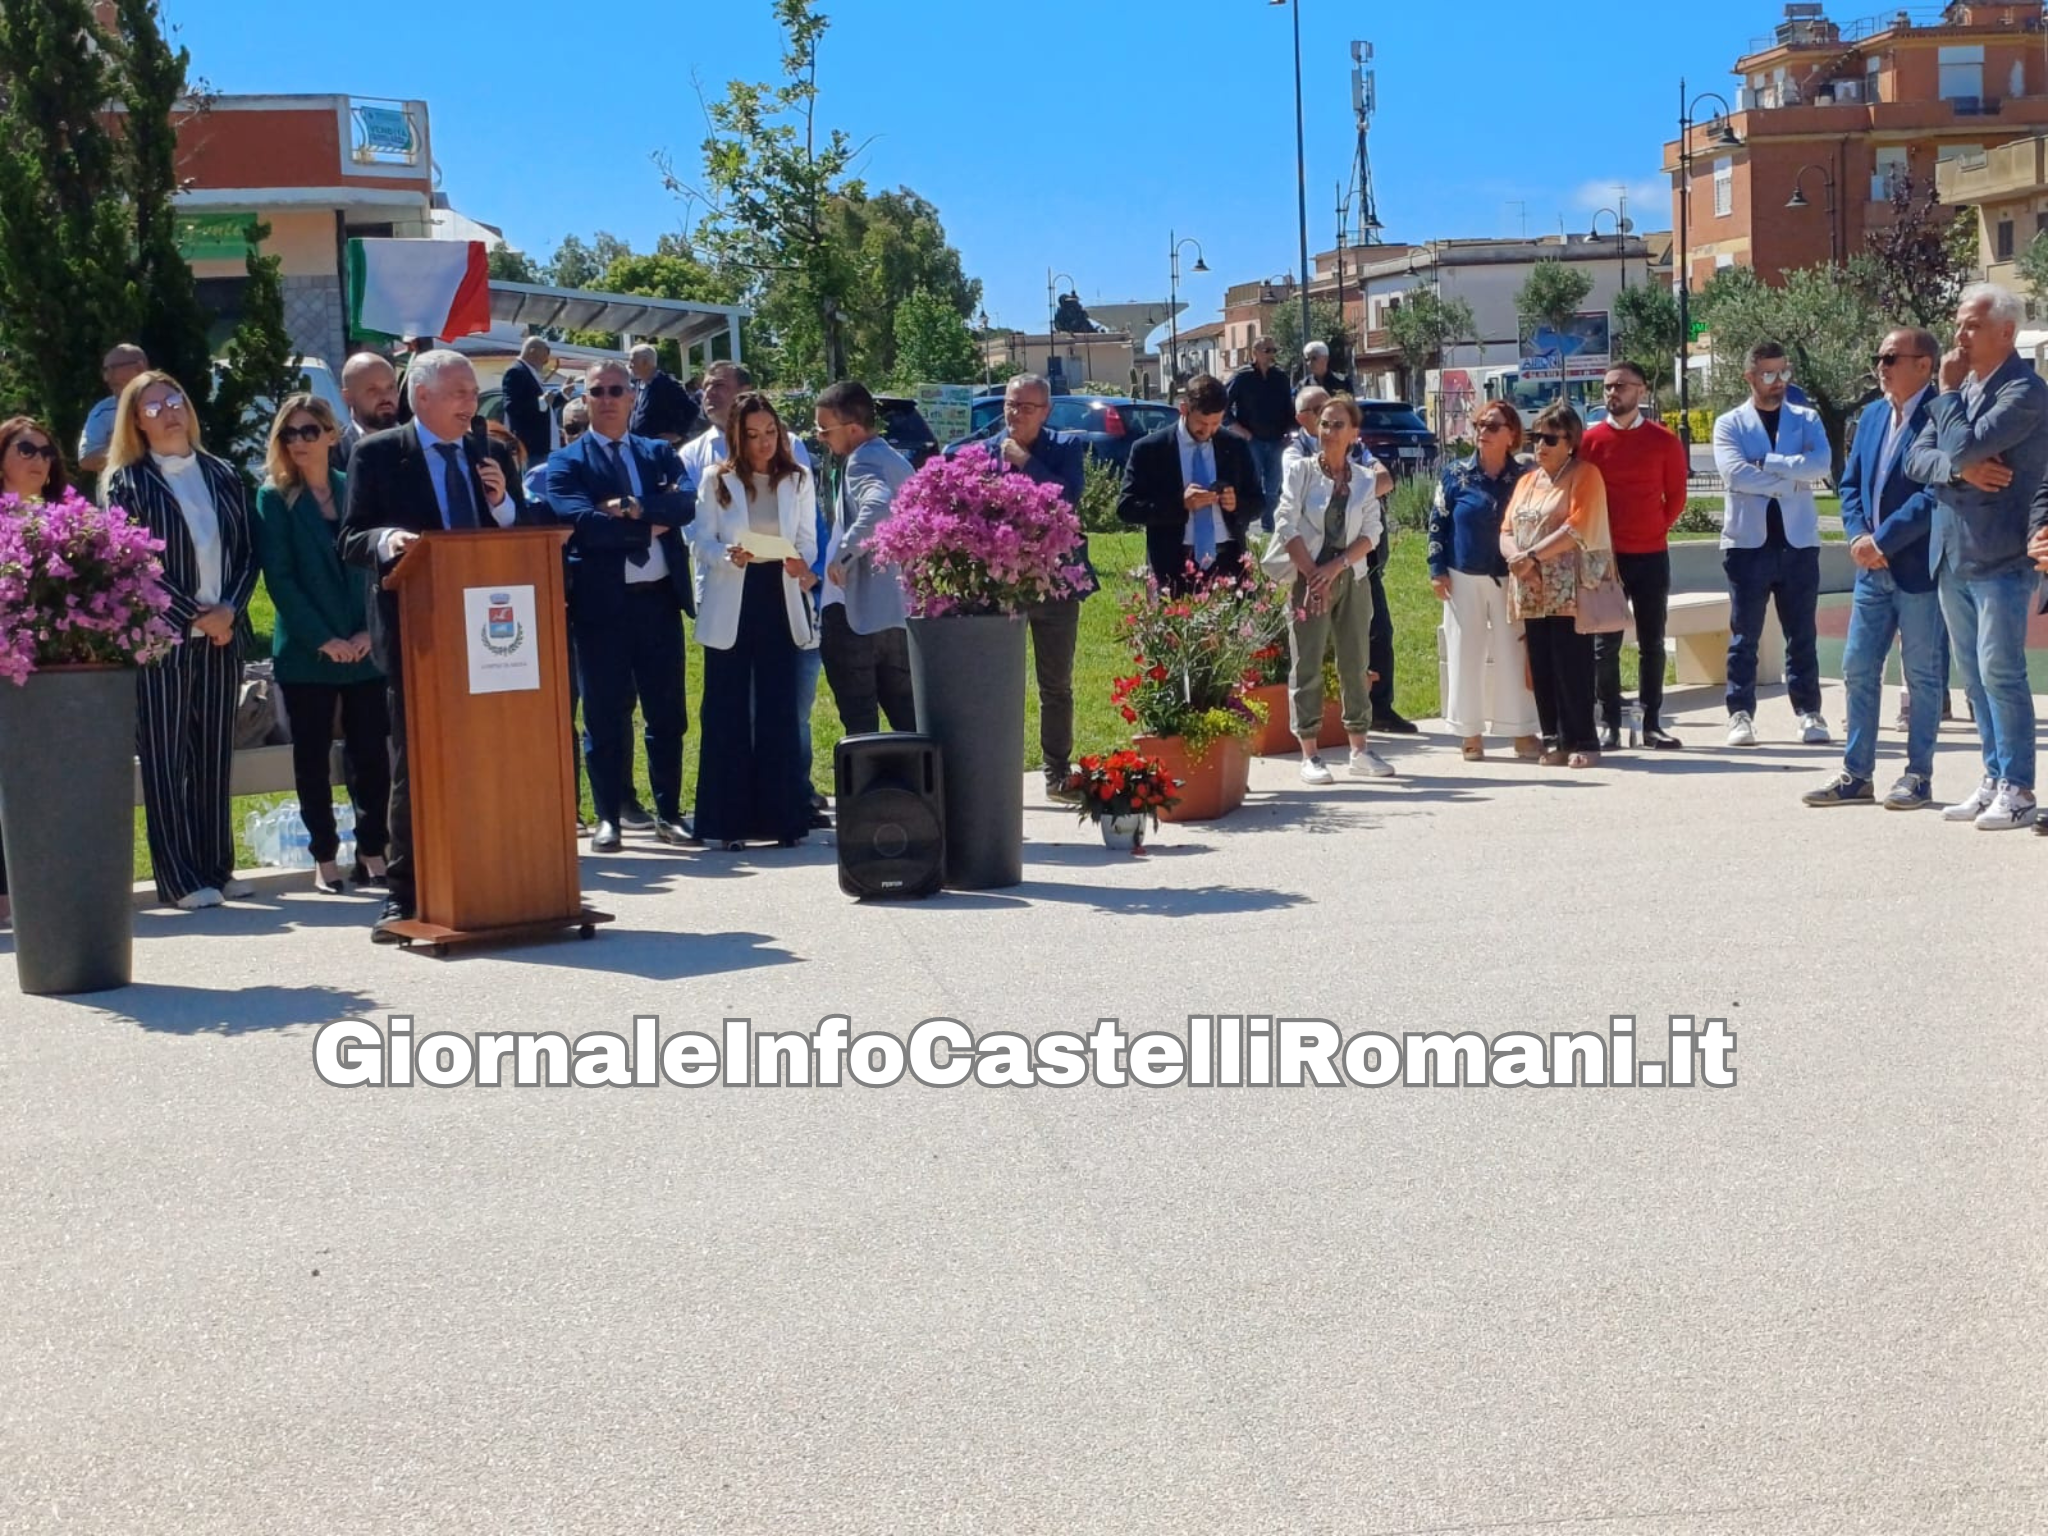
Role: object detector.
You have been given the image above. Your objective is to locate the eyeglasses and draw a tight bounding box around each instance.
[1754,369,1792,385]
[1529,430,1568,447]
[1006,399,1048,412]
[277,423,326,445]
[586,384,630,399]
[139,394,186,419]
[1871,352,1925,368]
[10,440,55,460]
[1474,420,1508,436]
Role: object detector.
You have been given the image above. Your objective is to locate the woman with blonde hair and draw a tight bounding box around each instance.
[255,394,390,894]
[1498,402,1613,768]
[105,371,259,908]
[685,392,819,848]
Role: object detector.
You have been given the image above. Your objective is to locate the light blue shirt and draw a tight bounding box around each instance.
[1176,420,1229,555]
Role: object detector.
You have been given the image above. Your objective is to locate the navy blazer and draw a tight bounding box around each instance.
[545,430,697,619]
[1904,351,2048,581]
[629,370,700,442]
[1840,390,1940,594]
[1116,424,1265,584]
[986,426,1097,598]
[500,361,554,466]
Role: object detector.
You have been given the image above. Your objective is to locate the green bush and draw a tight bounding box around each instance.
[1078,453,1124,533]
[1672,498,1721,536]
[1386,472,1435,535]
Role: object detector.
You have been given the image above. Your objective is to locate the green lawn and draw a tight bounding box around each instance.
[138,529,1657,883]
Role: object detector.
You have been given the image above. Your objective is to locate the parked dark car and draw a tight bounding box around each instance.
[874,394,942,467]
[945,395,1178,469]
[1353,399,1439,475]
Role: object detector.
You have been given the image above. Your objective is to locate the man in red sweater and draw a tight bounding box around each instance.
[1581,362,1691,748]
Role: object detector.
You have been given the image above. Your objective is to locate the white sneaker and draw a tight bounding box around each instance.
[1725,711,1757,747]
[1299,754,1334,786]
[1942,777,1997,822]
[1798,712,1831,745]
[1348,747,1396,779]
[220,878,254,900]
[1974,781,2038,831]
[174,887,224,911]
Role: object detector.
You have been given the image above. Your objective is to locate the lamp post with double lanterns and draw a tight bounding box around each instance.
[1271,0,1313,358]
[1047,270,1079,393]
[1785,162,1841,266]
[1167,233,1207,401]
[1676,78,1742,447]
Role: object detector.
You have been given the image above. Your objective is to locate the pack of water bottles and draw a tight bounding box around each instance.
[244,800,355,869]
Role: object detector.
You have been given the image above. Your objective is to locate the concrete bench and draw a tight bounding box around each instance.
[131,742,348,807]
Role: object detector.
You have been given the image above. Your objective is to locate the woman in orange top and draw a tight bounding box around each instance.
[1499,403,1613,768]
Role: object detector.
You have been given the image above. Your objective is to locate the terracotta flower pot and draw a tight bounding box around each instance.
[1318,698,1350,748]
[1134,733,1250,822]
[1243,683,1297,756]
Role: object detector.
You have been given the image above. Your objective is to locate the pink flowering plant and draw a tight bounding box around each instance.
[867,448,1089,618]
[1113,569,1271,757]
[0,489,179,685]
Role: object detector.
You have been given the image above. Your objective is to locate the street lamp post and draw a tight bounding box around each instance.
[1676,77,1742,447]
[1785,163,1841,266]
[1272,0,1313,358]
[1591,207,1626,294]
[978,307,991,384]
[1168,232,1207,401]
[1047,269,1078,392]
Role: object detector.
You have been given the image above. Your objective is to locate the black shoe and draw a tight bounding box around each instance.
[371,899,413,944]
[809,808,834,830]
[810,789,829,812]
[1597,724,1622,750]
[1644,727,1683,750]
[776,834,806,848]
[350,861,387,890]
[619,801,654,830]
[1370,712,1419,735]
[591,820,622,852]
[653,818,692,847]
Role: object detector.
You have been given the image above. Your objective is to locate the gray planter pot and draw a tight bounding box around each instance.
[907,615,1026,890]
[0,667,137,995]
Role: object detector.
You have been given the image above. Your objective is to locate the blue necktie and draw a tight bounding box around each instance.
[436,443,478,529]
[611,440,650,572]
[1191,441,1217,567]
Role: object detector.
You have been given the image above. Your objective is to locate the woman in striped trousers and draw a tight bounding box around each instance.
[104,373,259,910]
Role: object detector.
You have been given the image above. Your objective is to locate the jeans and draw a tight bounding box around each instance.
[796,641,823,783]
[1594,549,1672,732]
[1248,438,1285,532]
[1937,564,2037,790]
[1723,544,1821,718]
[1841,573,1946,783]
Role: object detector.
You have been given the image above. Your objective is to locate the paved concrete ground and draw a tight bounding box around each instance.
[5,679,2044,1535]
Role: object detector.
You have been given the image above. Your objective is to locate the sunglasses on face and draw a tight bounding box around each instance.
[139,394,186,419]
[1754,369,1792,385]
[277,424,326,445]
[1871,352,1925,368]
[586,384,631,399]
[1475,420,1507,436]
[11,440,55,460]
[1529,430,1567,447]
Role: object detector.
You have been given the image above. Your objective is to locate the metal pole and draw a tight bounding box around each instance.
[1289,0,1312,357]
[1168,231,1180,404]
[1677,76,1692,448]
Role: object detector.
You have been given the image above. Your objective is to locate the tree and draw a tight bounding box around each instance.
[1514,259,1594,343]
[1268,298,1347,373]
[595,248,746,374]
[545,235,602,290]
[831,186,979,380]
[488,243,542,284]
[1611,281,1686,393]
[1695,263,1882,481]
[1851,173,1977,331]
[2019,229,2048,308]
[1384,289,1476,404]
[888,287,980,388]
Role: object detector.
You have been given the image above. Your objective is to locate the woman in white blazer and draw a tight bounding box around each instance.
[1261,395,1389,785]
[685,393,820,848]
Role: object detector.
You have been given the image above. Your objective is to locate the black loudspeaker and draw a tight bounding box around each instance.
[835,734,945,900]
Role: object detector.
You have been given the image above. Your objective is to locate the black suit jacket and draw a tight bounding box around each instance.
[339,423,535,675]
[545,431,697,620]
[629,370,700,441]
[500,361,554,465]
[1116,424,1265,583]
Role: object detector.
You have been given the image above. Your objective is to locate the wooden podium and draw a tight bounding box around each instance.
[381,527,610,955]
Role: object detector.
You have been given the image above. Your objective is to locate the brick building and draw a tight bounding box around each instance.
[1664,1,2048,289]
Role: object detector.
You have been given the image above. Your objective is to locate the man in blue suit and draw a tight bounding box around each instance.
[545,358,697,852]
[1804,328,1947,809]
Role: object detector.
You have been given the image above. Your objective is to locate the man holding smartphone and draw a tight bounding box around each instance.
[1117,372,1265,592]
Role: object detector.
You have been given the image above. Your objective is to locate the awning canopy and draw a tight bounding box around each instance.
[487,280,749,358]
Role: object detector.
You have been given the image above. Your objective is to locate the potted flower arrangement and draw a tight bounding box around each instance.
[1061,749,1181,852]
[1112,571,1268,821]
[867,450,1088,889]
[1232,579,1297,757]
[0,488,177,994]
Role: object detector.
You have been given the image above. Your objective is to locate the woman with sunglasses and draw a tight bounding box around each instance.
[1499,403,1612,769]
[1429,403,1541,762]
[256,395,390,895]
[0,415,73,925]
[105,372,259,909]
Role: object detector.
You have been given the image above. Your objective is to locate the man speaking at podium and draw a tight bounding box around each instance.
[340,350,536,944]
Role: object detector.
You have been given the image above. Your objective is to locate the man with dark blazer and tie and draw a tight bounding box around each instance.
[628,344,700,445]
[1804,326,1947,811]
[339,350,535,943]
[1117,372,1265,591]
[500,336,559,466]
[545,358,697,853]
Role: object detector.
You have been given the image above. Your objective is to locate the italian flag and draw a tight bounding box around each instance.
[347,238,492,343]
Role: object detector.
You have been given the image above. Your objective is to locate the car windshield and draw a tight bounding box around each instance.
[1357,404,1430,433]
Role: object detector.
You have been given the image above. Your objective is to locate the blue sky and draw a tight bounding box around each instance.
[172,0,1783,346]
